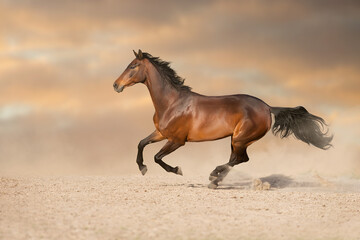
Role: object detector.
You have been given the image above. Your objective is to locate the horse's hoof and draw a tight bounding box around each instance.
[175,166,183,176]
[208,182,218,189]
[209,175,217,181]
[140,165,148,176]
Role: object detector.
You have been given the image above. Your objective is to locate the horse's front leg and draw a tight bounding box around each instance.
[154,141,184,175]
[137,130,165,175]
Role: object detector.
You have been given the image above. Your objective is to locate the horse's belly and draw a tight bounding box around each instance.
[186,121,234,142]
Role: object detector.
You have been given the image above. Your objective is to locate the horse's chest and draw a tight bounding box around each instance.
[153,113,189,141]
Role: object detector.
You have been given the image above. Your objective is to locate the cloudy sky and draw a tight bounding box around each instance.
[0,0,359,176]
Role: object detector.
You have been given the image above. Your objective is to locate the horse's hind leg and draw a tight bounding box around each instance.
[208,118,267,189]
[154,141,184,175]
[208,146,249,189]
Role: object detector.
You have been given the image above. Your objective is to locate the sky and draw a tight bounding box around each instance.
[0,0,359,177]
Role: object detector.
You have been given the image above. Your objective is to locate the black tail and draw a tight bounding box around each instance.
[270,106,333,150]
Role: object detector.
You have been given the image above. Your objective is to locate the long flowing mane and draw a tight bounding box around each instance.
[142,52,191,91]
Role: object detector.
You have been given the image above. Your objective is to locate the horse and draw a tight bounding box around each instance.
[113,49,333,189]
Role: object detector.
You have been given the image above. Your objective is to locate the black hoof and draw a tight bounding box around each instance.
[208,182,218,189]
[140,165,148,175]
[175,166,183,176]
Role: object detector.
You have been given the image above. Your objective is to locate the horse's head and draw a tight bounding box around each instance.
[113,49,147,93]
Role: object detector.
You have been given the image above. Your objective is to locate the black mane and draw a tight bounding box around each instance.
[142,52,191,91]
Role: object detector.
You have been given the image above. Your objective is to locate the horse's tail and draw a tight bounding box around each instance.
[270,106,333,150]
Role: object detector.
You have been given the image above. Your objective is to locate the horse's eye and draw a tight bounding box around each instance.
[130,64,138,69]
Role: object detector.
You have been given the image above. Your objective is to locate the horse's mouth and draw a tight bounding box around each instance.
[116,85,125,93]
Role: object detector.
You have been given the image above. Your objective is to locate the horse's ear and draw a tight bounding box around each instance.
[138,49,143,60]
[133,50,138,58]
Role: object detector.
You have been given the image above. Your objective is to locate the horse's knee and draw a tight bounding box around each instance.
[154,155,161,164]
[138,139,150,150]
[138,141,144,150]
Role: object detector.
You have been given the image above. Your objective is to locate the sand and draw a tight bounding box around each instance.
[1,174,360,240]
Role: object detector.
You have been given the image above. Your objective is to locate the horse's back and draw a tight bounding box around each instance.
[193,93,270,117]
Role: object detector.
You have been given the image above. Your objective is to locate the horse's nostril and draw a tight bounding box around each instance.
[113,83,118,89]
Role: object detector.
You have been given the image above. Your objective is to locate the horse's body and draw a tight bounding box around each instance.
[155,92,271,143]
[113,50,332,188]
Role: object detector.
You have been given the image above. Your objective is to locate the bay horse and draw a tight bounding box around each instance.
[113,49,333,189]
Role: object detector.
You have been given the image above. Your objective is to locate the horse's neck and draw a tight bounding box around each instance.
[145,66,181,117]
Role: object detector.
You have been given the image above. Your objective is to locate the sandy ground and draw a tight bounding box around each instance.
[1,173,360,240]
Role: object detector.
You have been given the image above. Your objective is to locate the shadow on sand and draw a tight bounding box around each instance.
[188,174,321,190]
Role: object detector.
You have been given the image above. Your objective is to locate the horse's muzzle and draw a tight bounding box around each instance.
[113,83,125,93]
